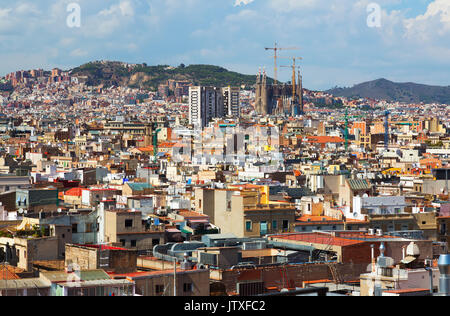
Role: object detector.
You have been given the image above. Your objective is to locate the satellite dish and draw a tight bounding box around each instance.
[18,208,24,214]
[57,208,62,213]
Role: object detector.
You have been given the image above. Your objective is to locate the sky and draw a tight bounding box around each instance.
[0,0,449,90]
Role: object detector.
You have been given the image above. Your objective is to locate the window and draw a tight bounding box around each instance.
[272,220,277,230]
[85,223,93,233]
[183,283,193,293]
[155,285,164,295]
[199,199,202,209]
[120,239,126,246]
[152,239,160,246]
[282,220,289,230]
[245,221,252,232]
[130,240,137,248]
[72,223,78,233]
[125,219,133,228]
[260,221,268,235]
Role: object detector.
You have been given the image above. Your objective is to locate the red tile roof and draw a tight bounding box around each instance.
[74,244,128,251]
[296,215,340,222]
[305,136,345,144]
[109,269,176,279]
[0,265,22,280]
[384,288,429,294]
[269,232,365,247]
[178,210,208,218]
[64,187,83,197]
[295,215,368,226]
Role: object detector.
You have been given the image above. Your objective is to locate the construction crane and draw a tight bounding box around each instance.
[384,109,390,150]
[265,42,300,85]
[280,57,303,116]
[342,108,366,152]
[280,56,303,100]
[152,124,162,161]
[340,109,390,152]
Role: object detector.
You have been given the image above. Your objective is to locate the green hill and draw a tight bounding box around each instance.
[326,78,450,104]
[70,61,272,89]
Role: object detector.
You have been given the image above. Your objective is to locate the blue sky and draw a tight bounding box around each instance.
[0,0,449,90]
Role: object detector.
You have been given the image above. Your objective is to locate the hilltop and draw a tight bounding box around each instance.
[70,61,272,89]
[326,78,450,104]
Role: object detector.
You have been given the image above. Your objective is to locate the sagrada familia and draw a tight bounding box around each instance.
[255,68,304,116]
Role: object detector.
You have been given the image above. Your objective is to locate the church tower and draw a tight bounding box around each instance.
[297,69,304,115]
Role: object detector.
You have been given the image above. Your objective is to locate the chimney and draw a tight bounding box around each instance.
[438,254,450,296]
[180,252,192,270]
[371,244,375,273]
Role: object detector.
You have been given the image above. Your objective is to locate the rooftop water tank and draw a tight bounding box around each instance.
[406,242,420,257]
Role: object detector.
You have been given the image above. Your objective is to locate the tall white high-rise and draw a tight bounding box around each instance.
[222,86,240,117]
[189,86,224,128]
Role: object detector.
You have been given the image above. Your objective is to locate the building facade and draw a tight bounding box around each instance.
[222,86,240,117]
[189,86,224,128]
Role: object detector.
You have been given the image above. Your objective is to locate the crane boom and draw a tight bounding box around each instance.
[280,57,302,100]
[265,42,300,84]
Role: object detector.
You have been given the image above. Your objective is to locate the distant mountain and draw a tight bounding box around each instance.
[326,78,450,104]
[70,61,272,89]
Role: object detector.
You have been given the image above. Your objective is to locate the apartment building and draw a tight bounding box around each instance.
[189,86,224,128]
[222,86,240,117]
[195,188,296,238]
[104,209,165,251]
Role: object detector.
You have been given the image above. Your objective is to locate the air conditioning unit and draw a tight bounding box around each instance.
[368,228,375,235]
[376,229,383,236]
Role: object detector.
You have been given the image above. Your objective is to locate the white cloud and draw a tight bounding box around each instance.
[234,0,255,7]
[404,0,450,40]
[0,0,449,88]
